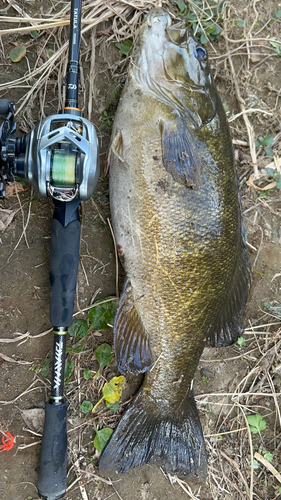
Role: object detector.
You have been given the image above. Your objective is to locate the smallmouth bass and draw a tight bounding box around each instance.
[99,8,252,480]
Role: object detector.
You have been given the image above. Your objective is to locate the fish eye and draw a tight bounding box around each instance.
[196,46,207,60]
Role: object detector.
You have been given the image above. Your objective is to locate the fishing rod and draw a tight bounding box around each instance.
[0,0,99,498]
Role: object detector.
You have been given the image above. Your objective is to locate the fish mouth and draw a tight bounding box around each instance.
[134,8,217,128]
[145,8,173,29]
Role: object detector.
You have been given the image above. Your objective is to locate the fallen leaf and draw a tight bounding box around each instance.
[102,376,126,404]
[0,208,19,231]
[21,408,45,432]
[9,46,26,63]
[92,375,126,413]
[247,173,276,191]
[5,181,25,196]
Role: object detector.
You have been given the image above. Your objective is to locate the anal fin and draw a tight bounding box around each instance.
[114,279,154,373]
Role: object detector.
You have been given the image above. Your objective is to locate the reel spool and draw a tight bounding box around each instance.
[51,153,76,188]
[15,113,99,202]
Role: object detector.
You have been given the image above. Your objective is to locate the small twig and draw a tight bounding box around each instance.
[223,18,258,177]
[0,352,31,364]
[254,452,281,483]
[220,450,250,497]
[18,440,41,450]
[205,427,247,438]
[0,379,43,405]
[73,296,116,316]
[108,479,124,500]
[228,108,273,122]
[0,328,52,344]
[7,196,32,262]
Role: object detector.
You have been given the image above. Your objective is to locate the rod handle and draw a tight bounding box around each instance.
[38,402,68,500]
[49,218,81,327]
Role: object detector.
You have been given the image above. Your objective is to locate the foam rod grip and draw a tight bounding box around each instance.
[0,99,10,115]
[49,218,81,327]
[38,402,68,500]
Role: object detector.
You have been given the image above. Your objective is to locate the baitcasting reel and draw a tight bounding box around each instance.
[0,99,99,202]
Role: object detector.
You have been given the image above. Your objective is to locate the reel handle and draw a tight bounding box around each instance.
[0,99,11,115]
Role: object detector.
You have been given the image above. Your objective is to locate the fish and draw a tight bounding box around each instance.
[99,7,252,480]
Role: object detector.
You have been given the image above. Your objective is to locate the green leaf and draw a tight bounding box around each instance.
[253,458,260,470]
[41,358,51,377]
[30,30,39,38]
[68,319,88,339]
[99,123,106,131]
[65,359,74,380]
[266,167,276,176]
[275,10,281,18]
[200,33,208,44]
[237,20,245,26]
[237,336,246,346]
[262,135,274,146]
[80,400,93,414]
[178,0,186,13]
[246,413,267,434]
[9,46,26,63]
[115,40,133,56]
[83,369,93,380]
[263,450,273,463]
[67,342,83,354]
[14,177,27,185]
[94,343,113,367]
[105,400,120,411]
[269,37,281,56]
[88,298,117,330]
[206,24,220,36]
[276,179,281,189]
[187,12,197,21]
[46,48,55,59]
[279,487,281,494]
[265,148,273,157]
[94,428,113,452]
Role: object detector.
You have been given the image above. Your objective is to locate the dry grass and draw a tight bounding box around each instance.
[0,0,281,499]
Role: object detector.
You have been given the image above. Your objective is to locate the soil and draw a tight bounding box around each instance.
[0,1,281,500]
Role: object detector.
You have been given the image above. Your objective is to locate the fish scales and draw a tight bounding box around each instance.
[100,8,252,480]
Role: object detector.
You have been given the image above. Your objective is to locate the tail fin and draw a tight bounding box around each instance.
[99,389,207,480]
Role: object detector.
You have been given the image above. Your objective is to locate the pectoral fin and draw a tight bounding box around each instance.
[114,279,154,373]
[161,119,201,189]
[109,130,124,164]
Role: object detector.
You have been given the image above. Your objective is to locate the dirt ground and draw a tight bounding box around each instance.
[0,0,281,499]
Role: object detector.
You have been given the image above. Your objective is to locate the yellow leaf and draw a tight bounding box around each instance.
[102,376,126,404]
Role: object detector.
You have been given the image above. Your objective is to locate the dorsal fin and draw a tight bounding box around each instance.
[207,238,253,347]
